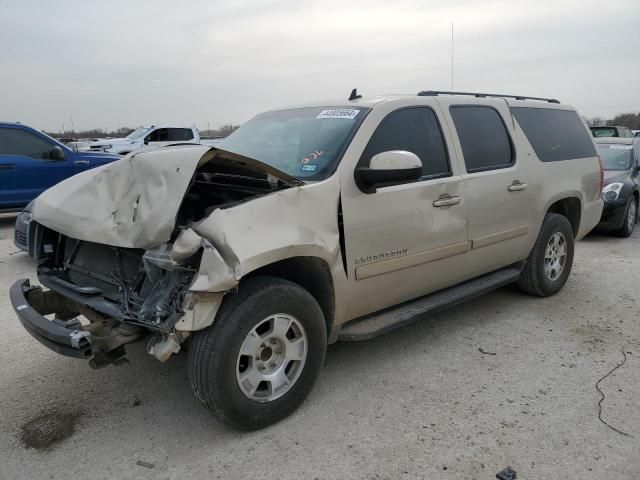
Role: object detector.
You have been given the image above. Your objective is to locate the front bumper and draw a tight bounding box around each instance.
[10,279,92,359]
[597,198,627,230]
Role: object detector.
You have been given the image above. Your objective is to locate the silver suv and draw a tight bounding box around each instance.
[11,90,603,429]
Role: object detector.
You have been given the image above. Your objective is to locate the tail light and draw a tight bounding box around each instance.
[598,155,604,192]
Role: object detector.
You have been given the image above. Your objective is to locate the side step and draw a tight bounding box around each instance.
[337,265,523,341]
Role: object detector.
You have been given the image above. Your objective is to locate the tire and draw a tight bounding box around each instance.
[613,196,637,238]
[188,276,327,430]
[517,213,575,297]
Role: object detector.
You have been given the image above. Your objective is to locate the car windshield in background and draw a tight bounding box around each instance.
[591,127,618,137]
[597,144,633,170]
[125,127,151,140]
[218,107,368,179]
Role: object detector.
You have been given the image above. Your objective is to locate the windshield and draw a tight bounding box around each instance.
[597,144,633,170]
[218,107,368,179]
[125,127,151,141]
[591,127,618,138]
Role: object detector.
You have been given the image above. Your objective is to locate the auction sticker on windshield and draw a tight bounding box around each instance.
[317,109,360,120]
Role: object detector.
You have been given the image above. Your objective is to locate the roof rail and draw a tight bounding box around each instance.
[417,90,560,104]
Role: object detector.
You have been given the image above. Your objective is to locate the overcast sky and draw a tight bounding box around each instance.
[1,0,639,132]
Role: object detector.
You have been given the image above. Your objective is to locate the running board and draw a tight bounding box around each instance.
[337,265,523,342]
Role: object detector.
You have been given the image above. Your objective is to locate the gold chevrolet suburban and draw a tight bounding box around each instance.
[10,90,604,429]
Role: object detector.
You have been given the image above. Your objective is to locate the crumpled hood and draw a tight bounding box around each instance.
[32,145,302,249]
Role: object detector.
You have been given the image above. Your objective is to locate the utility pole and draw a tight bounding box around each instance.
[451,22,454,91]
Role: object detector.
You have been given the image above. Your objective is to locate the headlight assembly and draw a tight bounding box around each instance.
[602,182,623,201]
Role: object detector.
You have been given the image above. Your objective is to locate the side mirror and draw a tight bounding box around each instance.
[355,150,423,193]
[143,136,150,145]
[50,146,66,160]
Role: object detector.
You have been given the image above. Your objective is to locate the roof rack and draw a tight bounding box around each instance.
[417,90,560,104]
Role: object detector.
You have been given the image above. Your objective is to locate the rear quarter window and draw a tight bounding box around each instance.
[512,108,596,162]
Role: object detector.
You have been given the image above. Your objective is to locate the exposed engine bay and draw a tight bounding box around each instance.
[176,157,287,226]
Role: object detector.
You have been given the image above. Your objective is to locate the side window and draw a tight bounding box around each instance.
[0,128,57,160]
[511,108,597,162]
[167,128,194,141]
[449,106,513,172]
[361,107,450,178]
[146,128,169,142]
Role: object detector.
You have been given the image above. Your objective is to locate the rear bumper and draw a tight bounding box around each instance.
[10,279,92,359]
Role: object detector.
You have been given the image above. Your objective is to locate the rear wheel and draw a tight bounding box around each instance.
[614,197,637,238]
[517,213,575,297]
[188,276,327,430]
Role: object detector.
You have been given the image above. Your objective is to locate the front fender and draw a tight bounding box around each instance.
[190,179,342,291]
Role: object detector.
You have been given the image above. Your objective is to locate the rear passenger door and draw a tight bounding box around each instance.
[441,101,535,274]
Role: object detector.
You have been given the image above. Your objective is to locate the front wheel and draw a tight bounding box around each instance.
[614,197,637,238]
[188,276,327,430]
[517,213,575,297]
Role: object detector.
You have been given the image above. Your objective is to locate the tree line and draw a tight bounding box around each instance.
[45,124,239,140]
[586,112,640,129]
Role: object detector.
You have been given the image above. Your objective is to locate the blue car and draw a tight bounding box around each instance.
[0,122,120,212]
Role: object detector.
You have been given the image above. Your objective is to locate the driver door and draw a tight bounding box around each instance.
[340,105,470,320]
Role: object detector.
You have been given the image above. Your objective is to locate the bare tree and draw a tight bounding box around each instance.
[586,116,606,127]
[607,113,640,130]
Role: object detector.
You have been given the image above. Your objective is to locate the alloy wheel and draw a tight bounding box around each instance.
[544,232,567,281]
[236,314,308,402]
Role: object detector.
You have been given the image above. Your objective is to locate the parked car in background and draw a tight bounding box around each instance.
[66,141,92,152]
[595,137,639,237]
[89,125,219,155]
[0,122,120,212]
[633,130,640,137]
[11,90,603,430]
[590,126,635,138]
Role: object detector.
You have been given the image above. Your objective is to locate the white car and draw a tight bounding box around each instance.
[66,141,92,152]
[90,126,202,155]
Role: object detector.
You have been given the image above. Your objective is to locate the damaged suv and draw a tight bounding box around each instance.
[11,91,603,429]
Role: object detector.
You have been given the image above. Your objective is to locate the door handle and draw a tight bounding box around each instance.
[73,160,90,165]
[433,195,461,207]
[0,163,15,170]
[508,181,528,192]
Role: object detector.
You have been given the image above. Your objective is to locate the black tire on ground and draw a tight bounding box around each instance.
[517,213,575,297]
[188,276,327,430]
[613,196,637,238]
